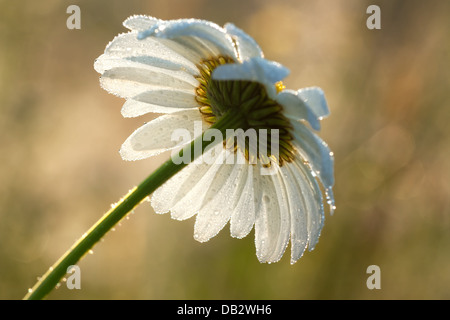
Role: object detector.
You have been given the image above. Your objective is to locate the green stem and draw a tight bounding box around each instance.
[24,111,243,300]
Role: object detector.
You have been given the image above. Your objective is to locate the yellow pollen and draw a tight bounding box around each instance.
[275,81,286,93]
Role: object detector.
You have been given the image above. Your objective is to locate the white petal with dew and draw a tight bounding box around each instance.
[138,19,237,60]
[213,57,289,98]
[267,169,291,263]
[120,109,202,161]
[121,89,198,117]
[291,121,334,189]
[123,15,160,32]
[171,36,223,61]
[95,32,198,75]
[194,156,244,242]
[230,165,258,239]
[213,57,289,88]
[275,89,321,131]
[99,67,197,99]
[279,165,308,264]
[121,98,194,117]
[152,161,212,215]
[224,23,264,60]
[291,159,325,251]
[169,147,227,221]
[254,166,288,263]
[297,87,330,119]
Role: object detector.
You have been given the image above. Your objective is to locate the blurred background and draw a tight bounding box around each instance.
[1,0,449,299]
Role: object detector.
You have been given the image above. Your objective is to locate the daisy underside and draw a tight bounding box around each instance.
[95,15,335,264]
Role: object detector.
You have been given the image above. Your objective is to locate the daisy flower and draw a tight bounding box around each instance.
[94,15,335,264]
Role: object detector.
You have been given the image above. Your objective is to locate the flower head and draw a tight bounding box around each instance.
[94,15,335,264]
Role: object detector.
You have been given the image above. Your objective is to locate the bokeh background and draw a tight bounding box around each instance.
[1,0,449,299]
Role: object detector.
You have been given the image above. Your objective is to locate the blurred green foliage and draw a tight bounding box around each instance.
[0,0,449,299]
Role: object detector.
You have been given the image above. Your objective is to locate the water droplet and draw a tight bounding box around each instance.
[28,288,33,293]
[88,249,94,255]
[49,267,54,272]
[111,227,116,232]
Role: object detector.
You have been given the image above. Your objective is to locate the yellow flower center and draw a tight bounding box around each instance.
[275,81,286,93]
[194,56,295,166]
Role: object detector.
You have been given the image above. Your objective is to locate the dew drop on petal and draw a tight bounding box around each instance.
[28,288,33,293]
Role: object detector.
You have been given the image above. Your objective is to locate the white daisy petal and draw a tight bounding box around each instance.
[230,165,258,239]
[138,19,237,59]
[151,160,212,215]
[194,157,244,242]
[171,36,223,60]
[267,169,291,263]
[275,89,321,131]
[119,109,202,161]
[297,87,330,119]
[169,147,227,221]
[292,159,325,250]
[291,121,335,188]
[121,98,193,117]
[254,167,290,263]
[120,89,197,117]
[99,67,197,99]
[123,15,160,32]
[94,33,199,75]
[212,57,290,97]
[280,166,308,264]
[224,23,264,60]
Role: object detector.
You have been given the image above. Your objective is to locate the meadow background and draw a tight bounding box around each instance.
[1,0,449,299]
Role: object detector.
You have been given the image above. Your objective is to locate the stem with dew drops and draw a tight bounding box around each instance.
[23,111,244,300]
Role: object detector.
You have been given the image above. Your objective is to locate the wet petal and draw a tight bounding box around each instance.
[275,89,321,131]
[291,120,335,189]
[279,165,308,264]
[123,15,160,32]
[169,147,227,221]
[99,67,197,99]
[212,57,290,97]
[152,160,212,214]
[292,159,325,250]
[230,165,258,239]
[194,157,245,242]
[224,23,264,60]
[254,167,290,263]
[94,32,198,75]
[121,89,198,117]
[297,87,330,119]
[138,18,237,59]
[120,109,202,161]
